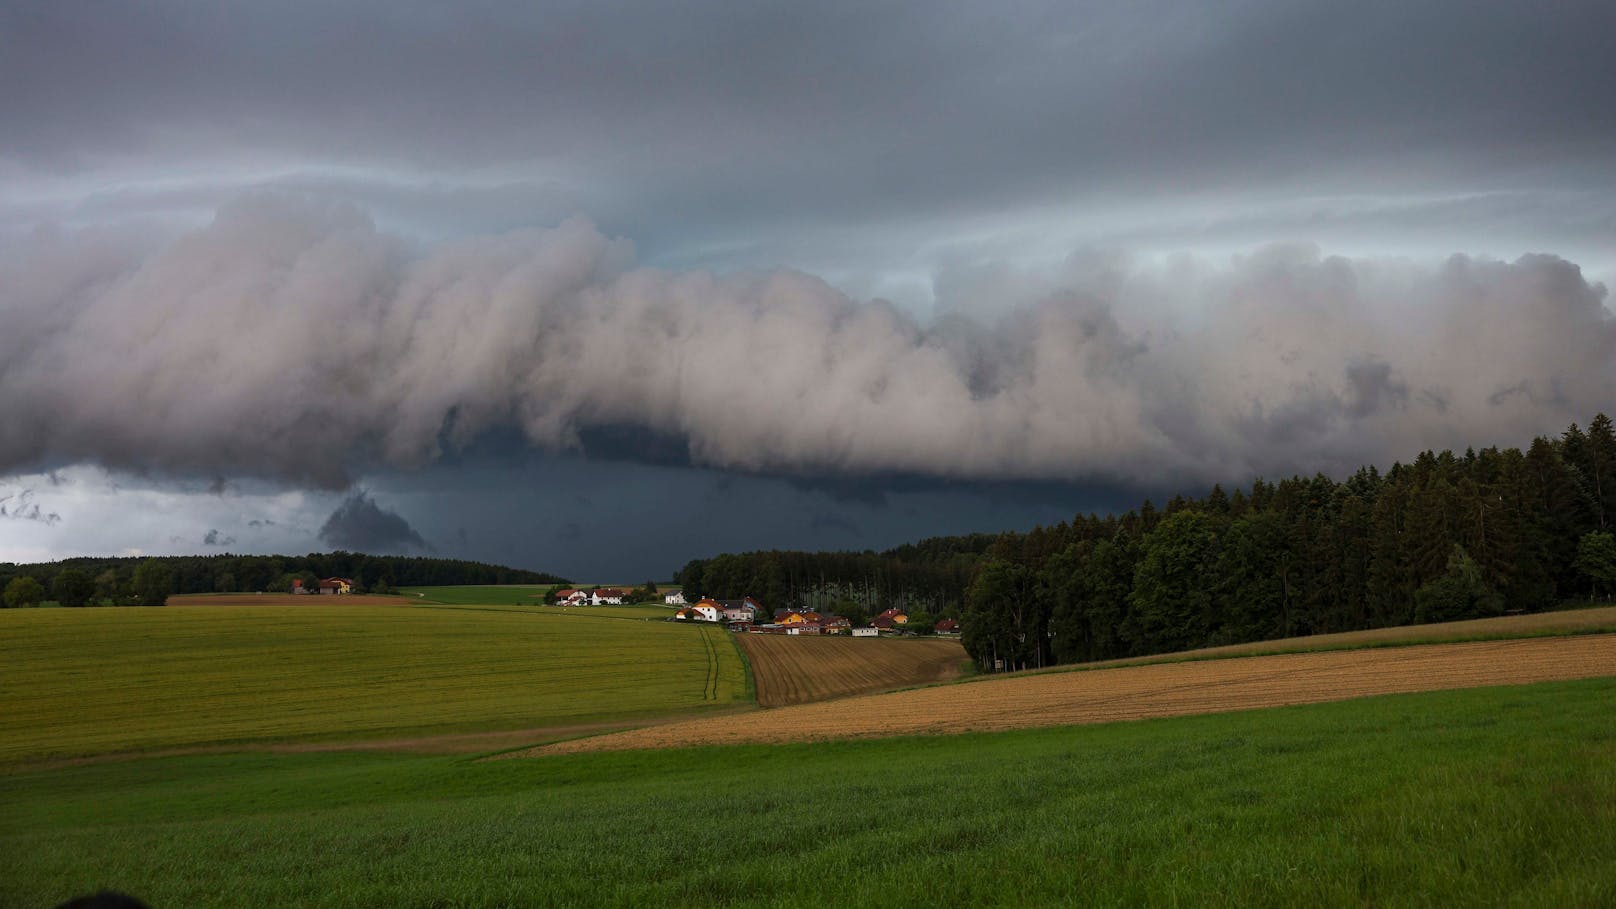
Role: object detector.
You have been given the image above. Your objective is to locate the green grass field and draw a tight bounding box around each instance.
[403,585,677,607]
[0,602,746,763]
[1,679,1612,908]
[416,601,680,621]
[401,585,559,605]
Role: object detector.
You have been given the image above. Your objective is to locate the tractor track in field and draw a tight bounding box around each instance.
[699,625,721,701]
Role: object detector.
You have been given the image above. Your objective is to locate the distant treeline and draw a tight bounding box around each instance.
[0,552,567,607]
[674,533,1002,625]
[680,414,1616,672]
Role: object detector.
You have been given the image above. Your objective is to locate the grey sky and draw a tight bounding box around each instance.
[1,1,1613,576]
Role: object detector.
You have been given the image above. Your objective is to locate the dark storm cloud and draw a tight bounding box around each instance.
[3,0,1615,575]
[4,1,1612,254]
[1,197,1611,490]
[202,528,235,547]
[808,513,860,535]
[318,491,429,552]
[0,489,61,526]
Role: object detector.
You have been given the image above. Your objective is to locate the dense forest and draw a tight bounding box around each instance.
[679,414,1616,671]
[0,552,566,608]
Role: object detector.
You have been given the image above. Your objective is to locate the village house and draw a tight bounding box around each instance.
[590,588,627,605]
[870,607,909,629]
[821,615,852,634]
[716,599,761,624]
[852,627,879,637]
[317,577,353,595]
[674,600,722,622]
[553,588,589,605]
[663,589,687,606]
[935,618,960,634]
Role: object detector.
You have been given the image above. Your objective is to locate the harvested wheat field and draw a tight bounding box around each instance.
[165,593,413,607]
[1071,605,1616,669]
[539,633,1616,754]
[737,634,969,706]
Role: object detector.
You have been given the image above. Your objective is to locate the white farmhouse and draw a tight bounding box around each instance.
[663,589,687,606]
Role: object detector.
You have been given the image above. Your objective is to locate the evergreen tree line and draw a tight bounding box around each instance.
[673,533,1000,625]
[677,415,1616,670]
[0,552,568,607]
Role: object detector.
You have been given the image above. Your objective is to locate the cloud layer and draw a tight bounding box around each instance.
[1,196,1611,490]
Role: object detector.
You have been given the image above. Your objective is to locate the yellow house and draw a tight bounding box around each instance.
[318,577,353,595]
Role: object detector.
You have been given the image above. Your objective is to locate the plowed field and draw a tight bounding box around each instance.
[541,633,1616,754]
[736,634,968,706]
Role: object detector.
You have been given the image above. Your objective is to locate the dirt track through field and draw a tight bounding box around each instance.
[737,635,969,706]
[538,633,1616,754]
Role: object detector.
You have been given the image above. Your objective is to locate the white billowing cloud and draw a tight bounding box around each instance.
[1,195,1611,489]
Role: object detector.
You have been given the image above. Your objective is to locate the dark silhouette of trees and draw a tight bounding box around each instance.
[0,553,566,606]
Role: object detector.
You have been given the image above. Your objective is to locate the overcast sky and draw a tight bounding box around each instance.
[2,1,1614,579]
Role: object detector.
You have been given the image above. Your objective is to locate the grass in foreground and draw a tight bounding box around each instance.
[0,604,746,763]
[2,679,1612,907]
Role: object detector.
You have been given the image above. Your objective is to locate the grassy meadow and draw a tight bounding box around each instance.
[402,585,676,607]
[401,585,560,606]
[0,602,745,763]
[2,679,1613,907]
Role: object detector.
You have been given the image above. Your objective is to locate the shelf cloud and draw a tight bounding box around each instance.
[1,195,1609,490]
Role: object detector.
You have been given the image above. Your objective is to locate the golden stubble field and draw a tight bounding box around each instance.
[540,633,1616,754]
[736,634,968,706]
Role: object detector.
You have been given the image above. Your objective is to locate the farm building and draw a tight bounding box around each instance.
[663,589,687,605]
[821,616,852,634]
[935,618,960,634]
[554,589,589,605]
[852,627,879,637]
[590,588,627,605]
[318,577,354,595]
